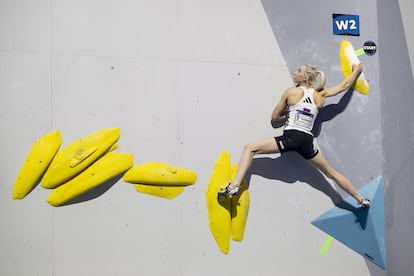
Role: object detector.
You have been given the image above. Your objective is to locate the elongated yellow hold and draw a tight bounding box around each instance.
[230,165,250,242]
[12,130,62,200]
[340,40,370,95]
[46,152,134,206]
[133,184,185,199]
[206,151,232,254]
[123,162,197,186]
[41,128,121,189]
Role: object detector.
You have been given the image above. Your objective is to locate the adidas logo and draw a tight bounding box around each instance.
[303,97,312,104]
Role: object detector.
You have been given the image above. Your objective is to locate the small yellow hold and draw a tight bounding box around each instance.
[133,184,185,199]
[123,162,197,186]
[339,40,370,95]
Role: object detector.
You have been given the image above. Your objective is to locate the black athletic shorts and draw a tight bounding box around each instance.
[275,129,318,160]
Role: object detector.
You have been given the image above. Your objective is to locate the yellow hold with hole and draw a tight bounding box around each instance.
[46,152,134,206]
[41,128,120,189]
[230,165,250,242]
[205,152,251,254]
[123,162,197,186]
[206,151,232,254]
[12,129,62,199]
[133,184,185,199]
[340,40,370,95]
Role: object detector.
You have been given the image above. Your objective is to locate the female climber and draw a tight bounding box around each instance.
[218,62,371,208]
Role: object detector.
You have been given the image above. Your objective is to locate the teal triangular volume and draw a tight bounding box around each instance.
[311,176,386,270]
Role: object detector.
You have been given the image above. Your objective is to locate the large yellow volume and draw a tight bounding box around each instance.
[12,130,62,199]
[340,40,369,95]
[206,151,232,254]
[123,162,197,185]
[41,128,120,189]
[46,152,134,206]
[230,165,250,242]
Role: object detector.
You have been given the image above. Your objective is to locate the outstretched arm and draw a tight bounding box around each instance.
[320,63,363,98]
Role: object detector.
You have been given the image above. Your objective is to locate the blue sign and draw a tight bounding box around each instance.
[332,14,360,36]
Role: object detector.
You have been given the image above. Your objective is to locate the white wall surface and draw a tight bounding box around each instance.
[3,0,411,275]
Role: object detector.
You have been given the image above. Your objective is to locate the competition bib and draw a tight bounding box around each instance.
[294,109,314,129]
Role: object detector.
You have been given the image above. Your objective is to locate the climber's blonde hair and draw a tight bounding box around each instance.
[304,64,326,91]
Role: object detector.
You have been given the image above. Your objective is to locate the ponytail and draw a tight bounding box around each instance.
[314,71,326,91]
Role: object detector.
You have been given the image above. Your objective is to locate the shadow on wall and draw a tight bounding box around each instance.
[245,153,369,229]
[313,87,355,137]
[245,153,343,204]
[57,175,122,207]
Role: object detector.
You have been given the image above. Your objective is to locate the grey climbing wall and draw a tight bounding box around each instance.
[378,0,414,275]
